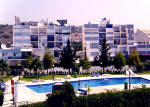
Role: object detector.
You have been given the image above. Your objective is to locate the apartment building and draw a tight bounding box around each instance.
[135,29,150,55]
[71,26,82,43]
[82,18,136,61]
[0,18,71,63]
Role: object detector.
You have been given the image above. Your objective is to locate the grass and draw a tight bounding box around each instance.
[16,71,150,82]
[20,74,91,81]
[0,76,14,82]
[136,71,150,75]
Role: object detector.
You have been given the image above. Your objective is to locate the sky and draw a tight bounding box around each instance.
[0,0,150,30]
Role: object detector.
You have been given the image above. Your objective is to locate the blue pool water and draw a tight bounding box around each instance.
[26,77,150,93]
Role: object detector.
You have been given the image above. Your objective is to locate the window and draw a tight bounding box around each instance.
[31,28,38,35]
[121,25,126,32]
[31,42,38,48]
[147,45,150,48]
[114,33,120,38]
[91,32,98,34]
[126,25,133,29]
[106,24,113,28]
[121,33,126,38]
[128,37,134,40]
[56,35,62,41]
[113,27,120,32]
[138,51,146,54]
[119,47,126,52]
[147,51,150,54]
[2,53,7,56]
[84,24,91,28]
[122,39,127,44]
[14,32,30,36]
[92,37,99,40]
[85,32,91,34]
[128,43,134,45]
[99,33,106,38]
[55,42,62,48]
[107,32,113,34]
[85,37,91,40]
[90,43,99,48]
[114,39,120,45]
[39,28,46,35]
[47,35,54,41]
[107,37,113,40]
[99,27,106,32]
[31,35,38,41]
[137,45,146,48]
[90,52,99,56]
[55,26,62,34]
[91,24,98,28]
[47,42,54,48]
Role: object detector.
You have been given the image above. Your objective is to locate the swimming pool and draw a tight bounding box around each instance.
[26,77,150,93]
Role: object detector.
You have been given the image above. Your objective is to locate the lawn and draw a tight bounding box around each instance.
[1,76,14,82]
[136,71,150,75]
[20,74,91,81]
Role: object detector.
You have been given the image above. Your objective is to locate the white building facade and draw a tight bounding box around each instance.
[0,18,71,63]
[82,18,136,61]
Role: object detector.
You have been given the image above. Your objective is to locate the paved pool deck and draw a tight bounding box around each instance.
[3,74,150,106]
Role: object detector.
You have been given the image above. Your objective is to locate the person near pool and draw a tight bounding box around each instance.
[85,83,87,88]
[78,80,81,89]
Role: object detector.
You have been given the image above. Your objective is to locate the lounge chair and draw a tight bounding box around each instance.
[96,72,99,77]
[91,72,95,77]
[64,75,72,79]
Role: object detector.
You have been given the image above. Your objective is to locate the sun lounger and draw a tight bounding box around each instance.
[91,72,95,77]
[96,72,99,77]
[102,74,111,76]
[64,75,72,79]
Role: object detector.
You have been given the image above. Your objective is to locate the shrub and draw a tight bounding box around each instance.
[47,81,76,107]
[0,89,4,106]
[74,88,150,107]
[21,88,150,107]
[19,102,49,107]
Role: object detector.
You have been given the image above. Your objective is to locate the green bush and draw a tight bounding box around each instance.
[47,81,76,107]
[75,88,150,107]
[0,89,4,106]
[19,102,49,107]
[20,88,150,107]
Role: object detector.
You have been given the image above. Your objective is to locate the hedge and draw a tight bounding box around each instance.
[19,102,49,107]
[19,88,150,107]
[0,89,4,106]
[75,88,150,107]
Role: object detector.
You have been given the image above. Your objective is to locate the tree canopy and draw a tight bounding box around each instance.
[113,51,126,70]
[47,81,76,107]
[0,59,10,76]
[127,50,142,71]
[60,39,76,72]
[43,48,55,71]
[23,56,33,70]
[94,39,110,73]
[80,58,91,70]
[31,58,43,74]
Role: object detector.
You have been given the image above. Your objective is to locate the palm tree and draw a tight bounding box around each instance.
[0,59,10,77]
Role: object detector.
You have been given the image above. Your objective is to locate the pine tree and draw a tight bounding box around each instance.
[60,39,76,73]
[95,39,110,73]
